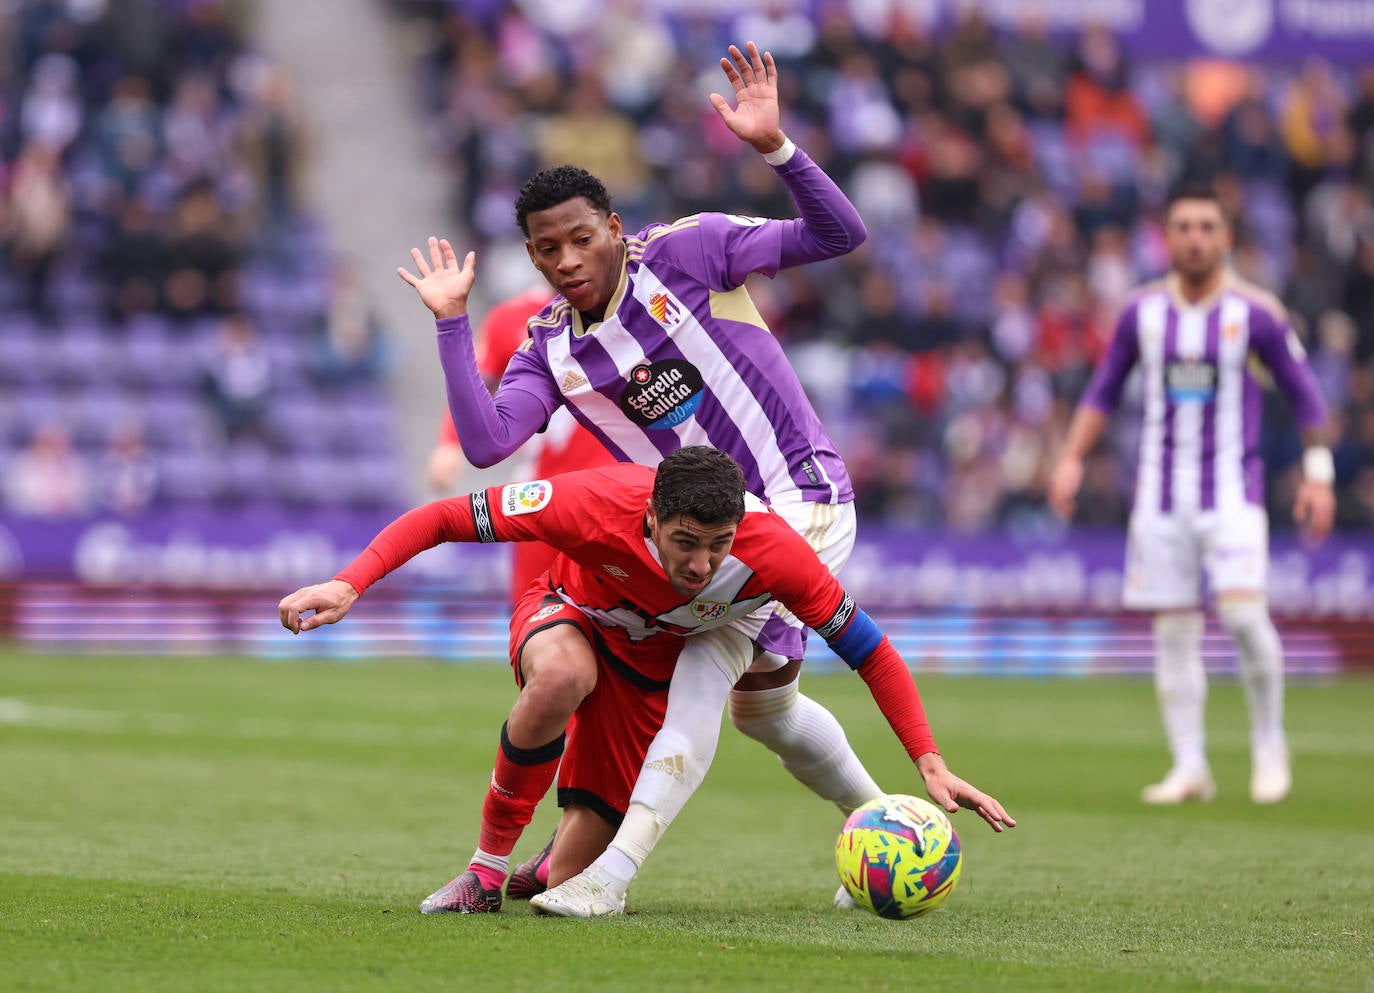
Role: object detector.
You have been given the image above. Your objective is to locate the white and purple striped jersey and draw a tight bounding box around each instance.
[1082,273,1327,514]
[435,148,860,507]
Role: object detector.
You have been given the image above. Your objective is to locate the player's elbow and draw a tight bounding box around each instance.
[458,438,509,469]
[843,214,869,251]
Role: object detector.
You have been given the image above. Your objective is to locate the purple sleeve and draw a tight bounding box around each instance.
[1247,306,1328,430]
[435,316,561,468]
[770,146,868,272]
[675,147,867,290]
[1081,304,1140,415]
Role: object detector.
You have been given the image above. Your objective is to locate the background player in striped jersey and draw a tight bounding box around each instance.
[1049,184,1335,806]
[278,447,1014,915]
[398,43,889,907]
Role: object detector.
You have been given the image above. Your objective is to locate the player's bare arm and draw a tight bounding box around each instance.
[1049,406,1110,519]
[916,752,1017,833]
[709,41,785,154]
[397,236,475,319]
[278,579,360,633]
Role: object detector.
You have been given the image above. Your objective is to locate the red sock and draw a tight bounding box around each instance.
[477,721,564,857]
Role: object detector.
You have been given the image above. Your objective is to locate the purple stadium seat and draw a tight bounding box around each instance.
[157,450,216,503]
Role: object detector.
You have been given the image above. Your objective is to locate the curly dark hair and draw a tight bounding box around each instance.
[652,447,747,527]
[514,165,613,236]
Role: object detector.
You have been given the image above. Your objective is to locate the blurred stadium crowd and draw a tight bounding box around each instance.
[0,0,401,517]
[2,0,1373,535]
[402,0,1374,533]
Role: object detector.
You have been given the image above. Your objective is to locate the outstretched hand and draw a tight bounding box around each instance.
[917,753,1017,833]
[396,236,475,320]
[709,41,785,153]
[278,579,360,634]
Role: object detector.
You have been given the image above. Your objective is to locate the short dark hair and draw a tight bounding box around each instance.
[514,166,613,236]
[1166,181,1225,217]
[652,447,747,527]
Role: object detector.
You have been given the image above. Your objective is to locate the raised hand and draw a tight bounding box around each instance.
[396,236,475,320]
[709,41,784,154]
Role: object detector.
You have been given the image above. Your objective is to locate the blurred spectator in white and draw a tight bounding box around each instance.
[2,140,71,320]
[4,422,92,517]
[202,312,272,444]
[94,420,159,516]
[20,52,82,151]
[309,261,390,387]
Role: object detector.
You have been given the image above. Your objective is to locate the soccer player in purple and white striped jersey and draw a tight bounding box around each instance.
[397,43,893,913]
[1050,184,1336,807]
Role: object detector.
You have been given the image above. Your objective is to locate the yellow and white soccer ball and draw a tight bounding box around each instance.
[835,794,963,919]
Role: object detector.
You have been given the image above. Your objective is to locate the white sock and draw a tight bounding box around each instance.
[469,849,510,876]
[591,628,749,894]
[728,671,882,814]
[1217,598,1286,753]
[1152,610,1208,775]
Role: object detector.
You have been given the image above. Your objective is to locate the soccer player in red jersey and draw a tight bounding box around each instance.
[279,448,1014,915]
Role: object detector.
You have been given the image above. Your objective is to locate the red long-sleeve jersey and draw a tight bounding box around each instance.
[336,464,937,760]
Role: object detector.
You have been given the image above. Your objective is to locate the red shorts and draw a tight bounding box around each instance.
[508,582,681,825]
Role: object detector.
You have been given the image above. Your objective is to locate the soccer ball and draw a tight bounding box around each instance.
[835,794,963,919]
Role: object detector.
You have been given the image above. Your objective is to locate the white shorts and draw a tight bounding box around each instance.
[1122,503,1269,610]
[734,495,857,672]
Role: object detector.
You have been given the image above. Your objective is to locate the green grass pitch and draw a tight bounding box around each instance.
[1,647,1371,993]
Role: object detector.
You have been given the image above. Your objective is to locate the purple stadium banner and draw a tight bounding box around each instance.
[3,510,1372,617]
[0,507,505,594]
[635,0,1374,62]
[932,0,1374,61]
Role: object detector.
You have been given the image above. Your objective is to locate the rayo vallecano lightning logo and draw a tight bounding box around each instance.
[690,600,729,622]
[619,360,704,429]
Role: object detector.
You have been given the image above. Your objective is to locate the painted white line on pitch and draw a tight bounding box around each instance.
[0,698,461,745]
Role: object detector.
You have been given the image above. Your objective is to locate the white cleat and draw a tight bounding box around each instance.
[834,885,859,910]
[1250,745,1291,805]
[529,866,626,918]
[1141,768,1217,805]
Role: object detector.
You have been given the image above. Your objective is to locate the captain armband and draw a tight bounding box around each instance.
[1302,447,1335,485]
[818,594,883,670]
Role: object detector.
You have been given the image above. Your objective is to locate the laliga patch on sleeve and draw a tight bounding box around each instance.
[721,213,767,227]
[501,480,553,516]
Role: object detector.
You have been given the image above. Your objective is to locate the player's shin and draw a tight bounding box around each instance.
[472,720,565,888]
[729,666,882,814]
[1151,610,1208,775]
[1217,598,1286,754]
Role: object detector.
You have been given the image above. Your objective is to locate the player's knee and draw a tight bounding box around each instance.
[520,638,597,715]
[1215,592,1267,628]
[1152,609,1204,653]
[1215,595,1278,659]
[728,680,799,733]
